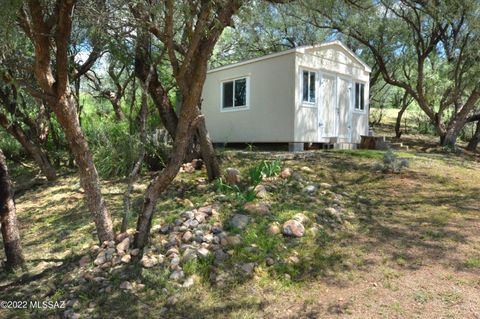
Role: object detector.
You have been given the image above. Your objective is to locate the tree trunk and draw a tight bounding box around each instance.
[467,121,480,151]
[0,149,25,270]
[50,94,114,242]
[395,92,410,139]
[196,114,220,181]
[109,95,126,121]
[122,70,151,233]
[0,117,57,181]
[134,108,198,250]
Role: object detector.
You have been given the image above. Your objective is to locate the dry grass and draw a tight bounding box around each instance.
[1,108,480,318]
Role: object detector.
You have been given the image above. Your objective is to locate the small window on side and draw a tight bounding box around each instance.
[354,82,365,111]
[302,70,316,103]
[222,77,248,110]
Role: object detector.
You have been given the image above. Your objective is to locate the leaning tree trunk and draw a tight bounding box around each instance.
[50,94,114,242]
[196,114,220,181]
[0,113,57,181]
[467,121,480,151]
[0,149,25,270]
[395,92,410,139]
[134,101,202,249]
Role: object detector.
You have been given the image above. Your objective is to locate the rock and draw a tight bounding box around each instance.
[282,220,305,237]
[79,255,91,267]
[184,219,199,229]
[267,223,281,235]
[90,245,100,254]
[182,231,193,242]
[225,168,241,185]
[140,255,158,268]
[151,225,162,233]
[230,214,250,229]
[170,269,185,281]
[116,237,130,254]
[121,254,131,264]
[303,185,317,193]
[120,281,133,290]
[320,182,332,189]
[214,249,228,265]
[115,232,129,243]
[182,276,196,288]
[94,252,106,266]
[266,257,275,266]
[183,199,194,208]
[181,210,195,220]
[160,224,173,234]
[287,256,300,264]
[280,168,291,178]
[130,248,140,257]
[211,223,223,234]
[293,213,309,224]
[301,166,314,173]
[239,262,256,275]
[227,235,241,245]
[254,184,267,199]
[198,206,213,215]
[197,247,210,259]
[166,296,178,306]
[182,248,197,262]
[243,202,270,215]
[194,211,207,223]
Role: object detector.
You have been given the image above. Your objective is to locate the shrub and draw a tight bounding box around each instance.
[382,149,409,173]
[248,160,281,185]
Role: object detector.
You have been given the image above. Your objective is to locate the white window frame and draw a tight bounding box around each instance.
[220,76,250,112]
[353,81,366,113]
[301,68,317,107]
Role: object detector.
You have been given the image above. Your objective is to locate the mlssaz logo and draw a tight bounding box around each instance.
[30,300,66,309]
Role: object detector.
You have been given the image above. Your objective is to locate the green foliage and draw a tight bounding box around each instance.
[0,131,24,159]
[85,120,142,178]
[248,160,281,185]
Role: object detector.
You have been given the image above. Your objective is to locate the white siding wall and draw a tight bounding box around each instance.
[202,53,296,143]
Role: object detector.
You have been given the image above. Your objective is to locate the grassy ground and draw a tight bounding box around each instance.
[0,144,479,318]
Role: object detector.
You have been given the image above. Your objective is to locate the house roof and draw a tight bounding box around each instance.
[207,40,372,74]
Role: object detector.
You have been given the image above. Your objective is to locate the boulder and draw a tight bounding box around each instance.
[293,212,309,224]
[266,223,281,235]
[243,202,270,215]
[254,184,267,199]
[282,220,305,237]
[225,168,241,185]
[140,255,158,268]
[116,237,130,254]
[303,185,317,193]
[280,168,292,178]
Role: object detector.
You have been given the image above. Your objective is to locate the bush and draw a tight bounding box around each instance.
[248,160,281,185]
[381,149,409,173]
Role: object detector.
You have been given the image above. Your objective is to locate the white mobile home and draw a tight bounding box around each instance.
[201,41,371,150]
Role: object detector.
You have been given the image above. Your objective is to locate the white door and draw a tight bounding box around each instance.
[337,77,352,142]
[318,74,337,139]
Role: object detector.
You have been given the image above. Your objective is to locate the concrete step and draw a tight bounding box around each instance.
[334,143,358,150]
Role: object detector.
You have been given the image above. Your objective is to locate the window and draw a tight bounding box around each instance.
[354,82,365,111]
[222,77,248,109]
[302,70,316,103]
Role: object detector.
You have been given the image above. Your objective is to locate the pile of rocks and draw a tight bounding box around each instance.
[78,204,251,291]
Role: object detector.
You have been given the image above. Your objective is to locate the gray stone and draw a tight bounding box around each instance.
[229,214,250,229]
[181,210,195,220]
[170,269,185,281]
[303,185,317,193]
[119,281,133,290]
[239,262,256,274]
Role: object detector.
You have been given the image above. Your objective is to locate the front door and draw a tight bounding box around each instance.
[337,77,352,142]
[318,74,336,139]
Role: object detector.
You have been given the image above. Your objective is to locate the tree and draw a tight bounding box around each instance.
[16,0,114,242]
[0,148,25,270]
[301,0,480,147]
[0,83,57,181]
